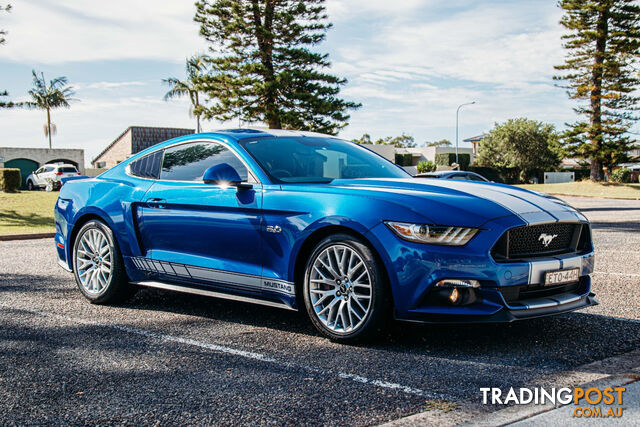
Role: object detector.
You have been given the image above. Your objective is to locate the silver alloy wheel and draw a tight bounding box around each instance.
[308,244,372,334]
[75,228,113,295]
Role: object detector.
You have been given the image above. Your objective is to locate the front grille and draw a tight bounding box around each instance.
[492,222,590,261]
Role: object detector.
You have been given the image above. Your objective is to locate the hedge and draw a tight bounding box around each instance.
[416,160,436,173]
[394,153,413,166]
[0,168,21,193]
[610,168,632,183]
[434,153,470,170]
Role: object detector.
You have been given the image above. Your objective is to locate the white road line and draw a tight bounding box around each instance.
[0,304,435,399]
[593,271,640,277]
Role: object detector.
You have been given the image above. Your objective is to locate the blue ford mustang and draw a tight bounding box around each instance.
[54,129,597,341]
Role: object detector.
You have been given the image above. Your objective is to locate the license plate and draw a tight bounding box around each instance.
[544,268,580,286]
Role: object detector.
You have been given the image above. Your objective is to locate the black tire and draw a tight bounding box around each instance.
[26,180,34,191]
[302,233,391,342]
[72,220,136,304]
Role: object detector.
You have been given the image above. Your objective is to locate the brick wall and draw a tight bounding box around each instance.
[92,130,132,169]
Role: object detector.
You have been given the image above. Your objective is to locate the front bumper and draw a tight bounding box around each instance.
[396,277,598,324]
[366,219,597,324]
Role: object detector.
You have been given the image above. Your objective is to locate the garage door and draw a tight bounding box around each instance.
[4,158,39,189]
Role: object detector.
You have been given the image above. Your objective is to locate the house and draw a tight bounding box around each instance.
[92,126,194,169]
[0,147,84,189]
[463,134,486,156]
[397,146,475,165]
[394,146,475,176]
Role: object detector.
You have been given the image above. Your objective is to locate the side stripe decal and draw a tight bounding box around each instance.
[128,256,295,296]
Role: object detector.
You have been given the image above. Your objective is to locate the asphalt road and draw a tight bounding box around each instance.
[1,196,639,425]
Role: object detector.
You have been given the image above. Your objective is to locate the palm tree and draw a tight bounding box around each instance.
[25,70,75,149]
[163,56,206,133]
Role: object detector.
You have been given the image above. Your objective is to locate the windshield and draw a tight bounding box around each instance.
[239,137,410,183]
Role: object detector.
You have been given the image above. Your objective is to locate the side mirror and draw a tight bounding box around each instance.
[203,163,252,189]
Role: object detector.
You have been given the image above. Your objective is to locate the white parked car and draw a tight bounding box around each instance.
[26,163,80,191]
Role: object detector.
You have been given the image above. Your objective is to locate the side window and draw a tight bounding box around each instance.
[44,166,55,173]
[160,142,248,182]
[128,150,163,179]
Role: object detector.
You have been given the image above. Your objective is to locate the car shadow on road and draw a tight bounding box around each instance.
[3,272,639,374]
[123,286,640,370]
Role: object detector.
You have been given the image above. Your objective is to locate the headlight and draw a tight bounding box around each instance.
[385,221,478,246]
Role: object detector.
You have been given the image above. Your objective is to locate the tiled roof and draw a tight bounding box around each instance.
[463,134,487,143]
[92,126,194,163]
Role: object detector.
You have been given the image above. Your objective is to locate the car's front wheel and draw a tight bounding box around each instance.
[303,234,391,342]
[26,180,35,191]
[72,220,135,304]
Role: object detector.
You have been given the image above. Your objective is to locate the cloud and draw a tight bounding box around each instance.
[326,0,433,21]
[1,0,206,64]
[324,1,576,143]
[74,81,149,90]
[0,0,591,156]
[0,93,226,164]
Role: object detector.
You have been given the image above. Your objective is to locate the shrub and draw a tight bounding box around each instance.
[0,168,21,193]
[610,168,631,183]
[416,160,436,173]
[394,153,413,166]
[434,153,470,170]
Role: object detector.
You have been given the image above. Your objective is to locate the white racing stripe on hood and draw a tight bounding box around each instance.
[423,181,579,224]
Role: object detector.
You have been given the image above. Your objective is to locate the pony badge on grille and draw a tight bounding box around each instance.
[538,233,558,247]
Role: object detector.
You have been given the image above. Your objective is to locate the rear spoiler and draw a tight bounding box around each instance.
[61,175,90,185]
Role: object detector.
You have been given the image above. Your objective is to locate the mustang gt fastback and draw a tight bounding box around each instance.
[54,129,597,341]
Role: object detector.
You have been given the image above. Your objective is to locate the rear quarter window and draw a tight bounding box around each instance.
[127,150,163,179]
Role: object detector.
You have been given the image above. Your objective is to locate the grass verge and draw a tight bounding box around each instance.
[518,181,640,199]
[0,191,58,235]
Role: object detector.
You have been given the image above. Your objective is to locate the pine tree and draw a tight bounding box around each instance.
[555,0,640,181]
[194,0,360,134]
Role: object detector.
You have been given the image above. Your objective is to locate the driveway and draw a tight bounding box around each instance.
[1,196,638,425]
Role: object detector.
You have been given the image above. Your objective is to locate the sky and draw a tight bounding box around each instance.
[0,0,581,165]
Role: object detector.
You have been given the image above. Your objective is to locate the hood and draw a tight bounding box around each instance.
[327,178,587,228]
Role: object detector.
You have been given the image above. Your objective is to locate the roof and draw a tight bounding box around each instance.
[463,134,487,143]
[214,128,338,140]
[92,127,342,165]
[92,126,194,164]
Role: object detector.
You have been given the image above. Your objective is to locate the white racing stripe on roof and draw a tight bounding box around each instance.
[246,128,334,138]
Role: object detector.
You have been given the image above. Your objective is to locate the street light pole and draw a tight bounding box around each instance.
[455,101,476,165]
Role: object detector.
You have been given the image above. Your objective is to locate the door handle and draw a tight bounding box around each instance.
[146,198,166,209]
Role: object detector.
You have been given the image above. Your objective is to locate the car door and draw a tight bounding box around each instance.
[34,167,51,186]
[31,167,43,185]
[136,140,264,295]
[42,166,55,184]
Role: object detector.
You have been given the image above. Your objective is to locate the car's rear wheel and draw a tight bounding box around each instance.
[303,234,390,342]
[72,220,135,304]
